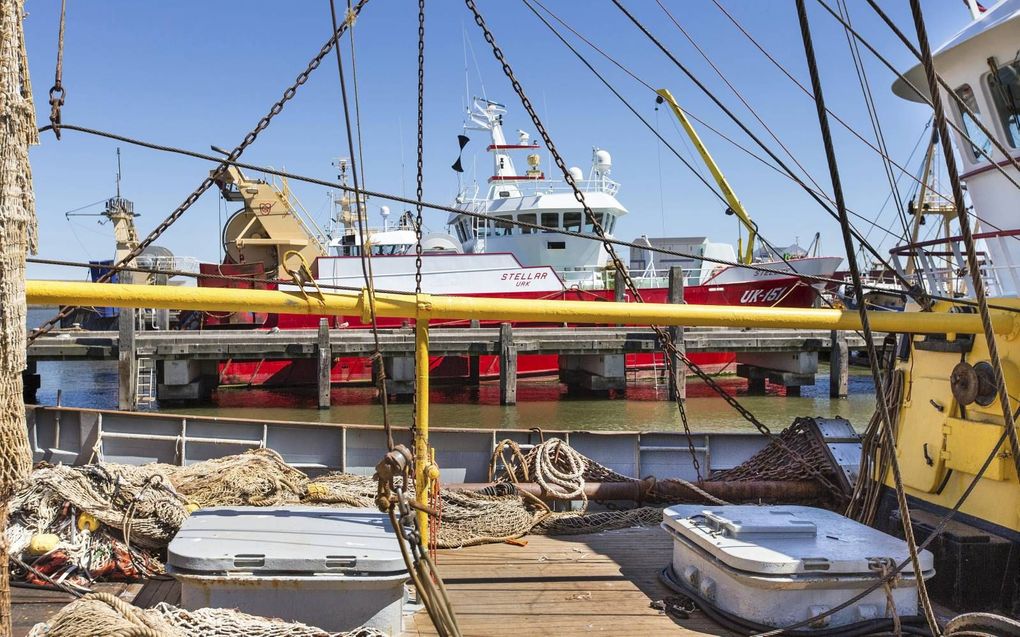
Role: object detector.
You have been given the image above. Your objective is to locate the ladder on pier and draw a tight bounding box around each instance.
[135,357,156,406]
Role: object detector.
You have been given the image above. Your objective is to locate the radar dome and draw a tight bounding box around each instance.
[568,166,584,181]
[594,149,612,173]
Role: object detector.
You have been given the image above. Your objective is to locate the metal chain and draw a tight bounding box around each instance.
[410,0,425,447]
[414,0,425,296]
[27,0,371,344]
[47,0,67,139]
[465,0,848,496]
[462,0,705,479]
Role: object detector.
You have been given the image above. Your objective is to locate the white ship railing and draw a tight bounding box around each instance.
[888,229,1020,298]
[456,177,620,212]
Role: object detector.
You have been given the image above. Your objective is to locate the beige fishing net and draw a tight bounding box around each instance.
[0,1,40,630]
[26,592,386,637]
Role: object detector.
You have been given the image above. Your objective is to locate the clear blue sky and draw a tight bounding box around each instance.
[22,0,971,279]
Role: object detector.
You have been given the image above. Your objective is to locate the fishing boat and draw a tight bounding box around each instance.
[193,98,841,387]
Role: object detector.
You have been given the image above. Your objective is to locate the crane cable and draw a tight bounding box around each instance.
[611,0,931,311]
[793,2,941,634]
[527,0,910,247]
[329,0,394,451]
[835,0,912,252]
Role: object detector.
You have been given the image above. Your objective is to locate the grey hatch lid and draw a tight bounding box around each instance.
[168,506,406,575]
[663,504,934,576]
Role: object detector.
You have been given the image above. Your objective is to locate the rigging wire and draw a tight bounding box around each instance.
[328,0,394,451]
[908,0,1020,520]
[526,0,909,243]
[792,2,941,633]
[610,0,929,309]
[27,0,372,344]
[835,0,912,259]
[521,0,812,275]
[653,0,832,203]
[469,0,846,495]
[346,0,369,211]
[816,0,1020,196]
[40,121,1020,316]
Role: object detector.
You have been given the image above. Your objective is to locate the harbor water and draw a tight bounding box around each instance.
[32,308,877,433]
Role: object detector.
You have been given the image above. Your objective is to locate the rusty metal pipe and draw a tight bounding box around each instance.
[448,479,828,503]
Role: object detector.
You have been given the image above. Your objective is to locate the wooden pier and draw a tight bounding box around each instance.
[26,320,873,408]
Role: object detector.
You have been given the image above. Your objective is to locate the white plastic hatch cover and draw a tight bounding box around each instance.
[662,504,934,576]
[168,506,406,575]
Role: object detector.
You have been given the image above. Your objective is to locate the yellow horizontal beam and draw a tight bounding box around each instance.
[25,280,1016,335]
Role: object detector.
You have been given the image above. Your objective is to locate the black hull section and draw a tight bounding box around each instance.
[874,486,1020,616]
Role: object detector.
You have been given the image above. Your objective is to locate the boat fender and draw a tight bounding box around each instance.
[27,533,61,556]
[76,512,99,532]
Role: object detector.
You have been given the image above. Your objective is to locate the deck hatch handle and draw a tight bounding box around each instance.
[233,554,265,569]
[802,558,830,571]
[325,555,357,569]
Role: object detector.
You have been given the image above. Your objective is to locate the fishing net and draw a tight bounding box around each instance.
[708,417,845,489]
[1,0,40,624]
[26,592,386,637]
[170,448,306,507]
[6,449,312,586]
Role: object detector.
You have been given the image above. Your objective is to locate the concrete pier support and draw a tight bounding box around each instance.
[667,266,687,402]
[830,330,849,398]
[499,323,517,405]
[559,354,626,392]
[384,355,414,398]
[118,309,137,410]
[317,318,331,409]
[156,359,217,402]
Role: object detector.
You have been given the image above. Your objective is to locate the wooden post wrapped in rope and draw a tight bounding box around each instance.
[0,2,38,633]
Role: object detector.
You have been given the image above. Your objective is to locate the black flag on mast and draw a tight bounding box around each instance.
[451,135,470,173]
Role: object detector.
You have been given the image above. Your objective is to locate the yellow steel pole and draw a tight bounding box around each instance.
[656,88,757,264]
[414,320,434,546]
[25,280,1016,335]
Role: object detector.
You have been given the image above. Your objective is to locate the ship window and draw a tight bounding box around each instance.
[563,212,582,232]
[519,213,537,234]
[495,215,514,236]
[547,241,566,250]
[454,222,466,242]
[541,212,558,232]
[987,62,1020,148]
[955,84,992,160]
[583,213,605,233]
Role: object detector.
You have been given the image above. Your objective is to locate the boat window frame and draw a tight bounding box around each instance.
[518,212,537,234]
[953,82,993,163]
[563,211,582,233]
[984,61,1020,149]
[494,214,514,237]
[540,212,559,233]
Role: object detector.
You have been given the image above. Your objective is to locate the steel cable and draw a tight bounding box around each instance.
[792,1,939,632]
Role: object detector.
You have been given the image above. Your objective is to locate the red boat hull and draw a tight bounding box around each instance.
[203,276,818,388]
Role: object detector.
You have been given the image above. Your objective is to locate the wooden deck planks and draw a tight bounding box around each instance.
[12,582,141,637]
[404,526,731,637]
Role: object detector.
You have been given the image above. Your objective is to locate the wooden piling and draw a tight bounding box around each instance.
[469,320,481,385]
[499,322,517,405]
[118,309,137,410]
[830,329,849,398]
[317,318,331,409]
[667,266,687,402]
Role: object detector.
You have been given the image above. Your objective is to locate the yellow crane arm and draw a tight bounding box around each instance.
[656,88,757,264]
